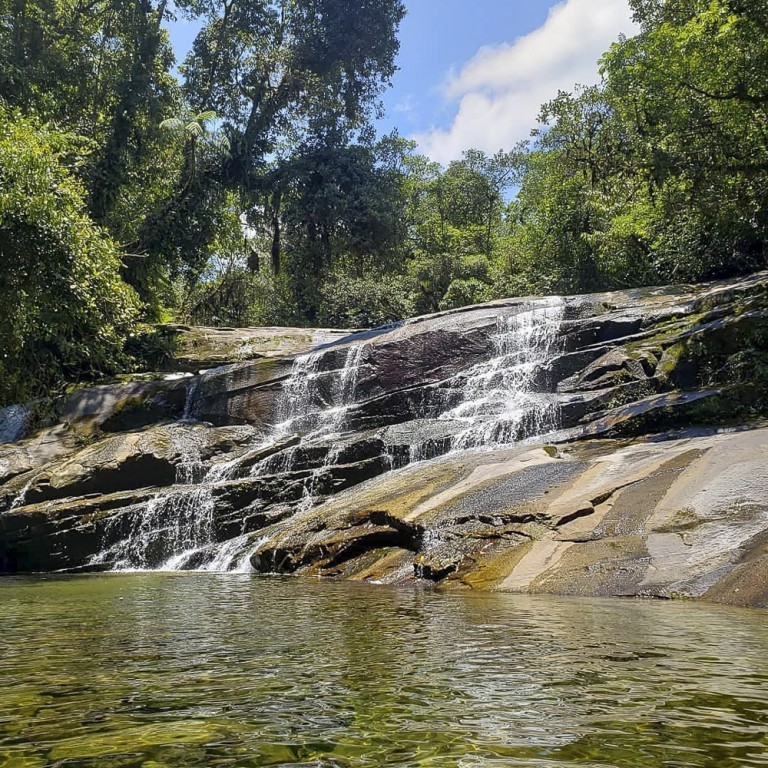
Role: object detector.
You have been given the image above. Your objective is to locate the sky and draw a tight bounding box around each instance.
[168,0,637,165]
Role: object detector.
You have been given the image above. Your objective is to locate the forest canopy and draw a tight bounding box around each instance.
[1,0,767,404]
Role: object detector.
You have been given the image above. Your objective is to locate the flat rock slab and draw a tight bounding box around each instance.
[169,326,353,369]
[250,425,768,608]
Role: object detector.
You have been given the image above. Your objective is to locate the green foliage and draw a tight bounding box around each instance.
[124,325,181,370]
[317,273,414,328]
[180,0,406,145]
[253,136,411,320]
[509,0,768,294]
[0,108,139,405]
[3,0,768,411]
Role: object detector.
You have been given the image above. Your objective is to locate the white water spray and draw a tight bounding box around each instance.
[442,298,563,450]
[271,343,368,441]
[90,429,240,571]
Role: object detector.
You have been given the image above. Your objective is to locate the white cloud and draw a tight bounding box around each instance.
[393,94,417,115]
[414,0,637,164]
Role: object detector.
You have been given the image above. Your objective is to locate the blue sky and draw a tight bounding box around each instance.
[168,0,636,164]
[376,3,553,137]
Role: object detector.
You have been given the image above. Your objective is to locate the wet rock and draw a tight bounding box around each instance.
[59,379,188,435]
[188,358,294,427]
[570,388,725,439]
[0,488,159,571]
[413,552,462,581]
[0,405,30,444]
[4,270,768,599]
[0,425,75,485]
[0,423,255,511]
[558,348,652,392]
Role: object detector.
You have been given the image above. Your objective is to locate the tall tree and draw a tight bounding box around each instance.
[180,0,405,184]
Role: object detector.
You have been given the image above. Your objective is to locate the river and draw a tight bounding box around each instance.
[2,575,767,767]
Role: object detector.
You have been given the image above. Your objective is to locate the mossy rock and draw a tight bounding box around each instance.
[99,392,176,433]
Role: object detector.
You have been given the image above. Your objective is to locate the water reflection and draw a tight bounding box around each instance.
[1,575,767,767]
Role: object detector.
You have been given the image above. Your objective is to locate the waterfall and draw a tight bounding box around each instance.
[272,343,368,441]
[444,298,563,450]
[337,344,367,412]
[89,429,239,571]
[90,342,371,571]
[254,342,370,510]
[182,379,200,422]
[9,477,34,512]
[396,298,563,459]
[181,365,229,422]
[89,301,562,572]
[198,534,269,573]
[270,350,325,439]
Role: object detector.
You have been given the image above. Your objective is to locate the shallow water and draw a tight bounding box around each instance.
[2,576,768,768]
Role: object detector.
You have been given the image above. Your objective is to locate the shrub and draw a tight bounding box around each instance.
[0,108,139,405]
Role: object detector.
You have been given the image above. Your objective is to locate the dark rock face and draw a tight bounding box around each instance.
[2,271,768,607]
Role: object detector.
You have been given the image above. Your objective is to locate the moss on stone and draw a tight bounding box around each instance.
[454,539,534,592]
[656,343,686,380]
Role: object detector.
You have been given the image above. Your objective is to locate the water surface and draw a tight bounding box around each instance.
[2,575,768,767]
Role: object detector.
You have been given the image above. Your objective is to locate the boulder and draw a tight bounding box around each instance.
[58,378,188,435]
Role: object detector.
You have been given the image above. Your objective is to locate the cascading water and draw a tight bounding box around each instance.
[271,351,325,438]
[442,298,564,451]
[181,365,230,422]
[405,298,564,459]
[90,343,371,571]
[181,379,200,422]
[198,534,269,573]
[8,477,34,512]
[271,343,368,441]
[88,427,233,571]
[256,343,370,509]
[90,301,562,572]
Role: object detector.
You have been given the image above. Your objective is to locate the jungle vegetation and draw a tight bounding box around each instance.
[1,0,767,403]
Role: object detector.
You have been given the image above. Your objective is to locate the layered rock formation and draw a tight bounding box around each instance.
[251,426,768,608]
[1,271,767,606]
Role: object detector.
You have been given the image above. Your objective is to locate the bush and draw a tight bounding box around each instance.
[0,108,139,405]
[317,273,415,328]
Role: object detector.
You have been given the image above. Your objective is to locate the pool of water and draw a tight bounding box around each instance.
[1,575,767,767]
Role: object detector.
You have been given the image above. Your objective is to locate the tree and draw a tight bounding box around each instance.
[180,0,405,175]
[251,133,411,321]
[156,0,407,317]
[397,148,521,312]
[603,0,768,280]
[506,0,768,295]
[0,109,139,405]
[88,0,179,223]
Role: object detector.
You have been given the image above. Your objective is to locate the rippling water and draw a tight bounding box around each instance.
[2,576,768,767]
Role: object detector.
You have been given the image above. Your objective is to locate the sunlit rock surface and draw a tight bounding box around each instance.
[1,271,768,605]
[251,425,768,608]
